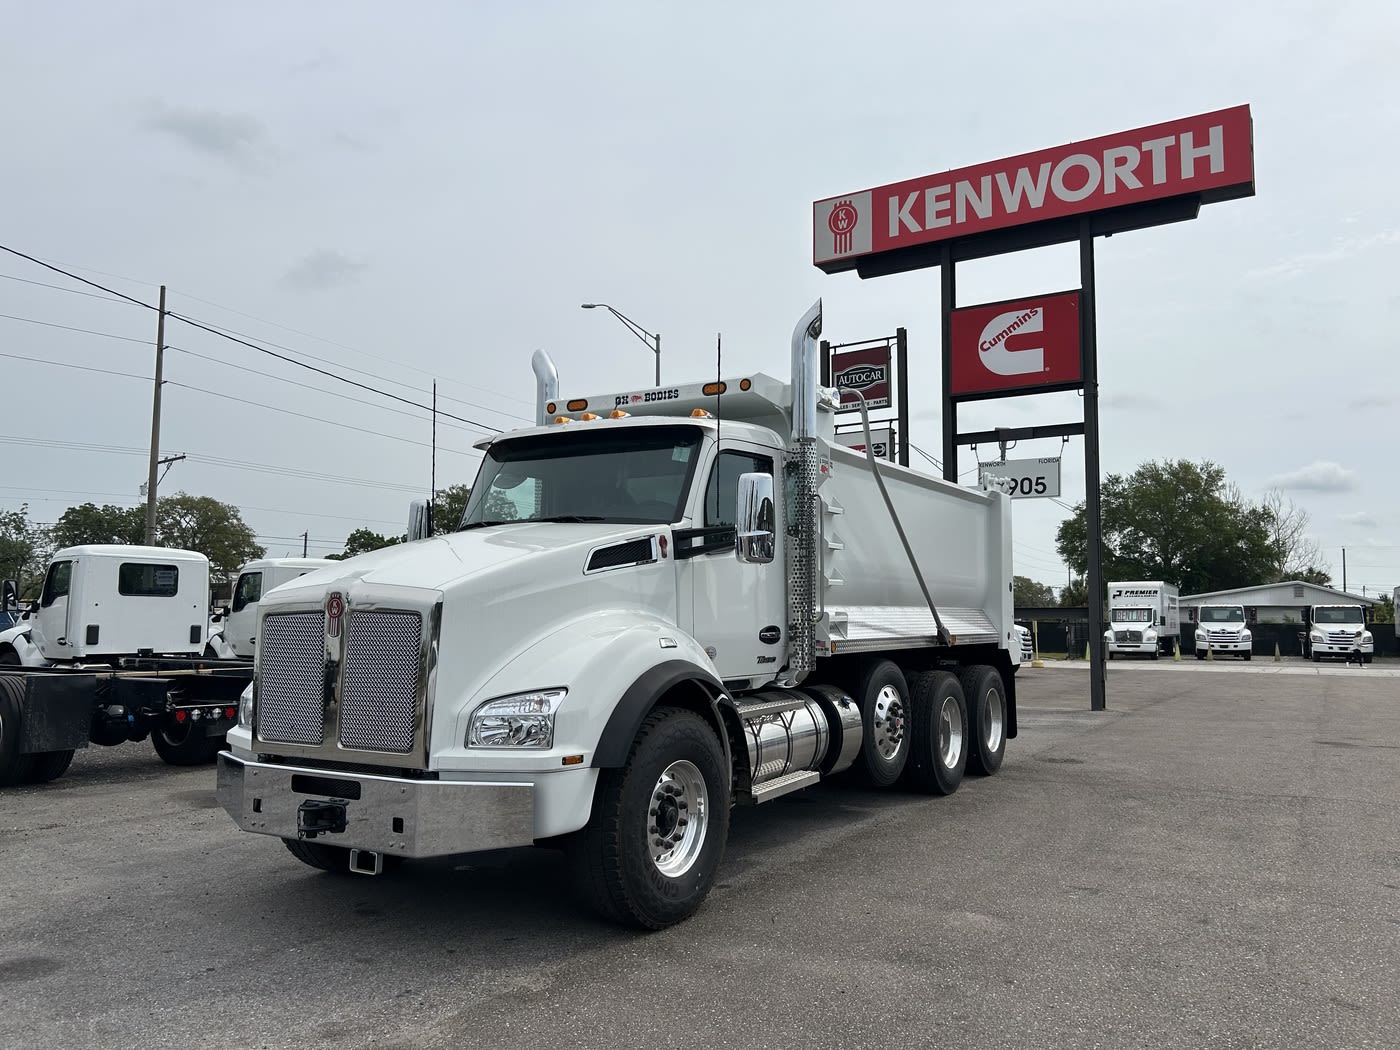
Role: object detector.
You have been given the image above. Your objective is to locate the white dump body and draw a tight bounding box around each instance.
[820,441,1013,653]
[31,545,211,661]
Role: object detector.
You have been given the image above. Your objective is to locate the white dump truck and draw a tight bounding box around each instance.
[1104,581,1180,659]
[1194,604,1252,660]
[0,545,253,784]
[216,302,1018,928]
[208,557,338,659]
[1304,603,1373,663]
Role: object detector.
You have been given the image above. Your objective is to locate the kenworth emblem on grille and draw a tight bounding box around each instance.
[326,591,345,638]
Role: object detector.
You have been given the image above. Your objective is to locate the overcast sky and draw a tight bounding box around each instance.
[3,1,1396,596]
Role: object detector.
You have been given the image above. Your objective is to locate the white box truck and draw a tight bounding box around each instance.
[216,301,1019,928]
[0,545,253,783]
[1304,603,1373,663]
[1105,581,1180,659]
[1194,604,1252,660]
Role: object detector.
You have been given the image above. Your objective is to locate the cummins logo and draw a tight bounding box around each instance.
[835,365,886,389]
[979,308,1044,376]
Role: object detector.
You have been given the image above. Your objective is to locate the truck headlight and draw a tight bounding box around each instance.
[1310,630,1325,642]
[1241,629,1252,641]
[1145,630,1158,640]
[237,683,254,729]
[1362,631,1373,643]
[468,689,566,748]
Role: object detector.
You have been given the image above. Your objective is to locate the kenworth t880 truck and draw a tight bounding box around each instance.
[216,302,1018,928]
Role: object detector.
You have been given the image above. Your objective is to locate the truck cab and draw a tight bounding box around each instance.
[0,545,211,667]
[1194,604,1251,660]
[1305,605,1372,663]
[211,558,338,659]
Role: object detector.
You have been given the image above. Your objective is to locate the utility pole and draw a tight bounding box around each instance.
[1342,547,1347,592]
[301,532,309,557]
[144,285,168,545]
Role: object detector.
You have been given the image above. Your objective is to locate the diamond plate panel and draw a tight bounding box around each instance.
[258,612,326,745]
[339,611,422,754]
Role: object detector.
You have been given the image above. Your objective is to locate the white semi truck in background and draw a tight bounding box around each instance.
[0,545,253,783]
[1194,604,1252,660]
[1304,602,1373,663]
[216,301,1019,928]
[208,557,338,659]
[1105,580,1180,659]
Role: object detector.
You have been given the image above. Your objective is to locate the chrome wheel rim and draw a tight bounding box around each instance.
[649,759,708,878]
[982,686,1004,752]
[871,685,906,760]
[938,695,964,769]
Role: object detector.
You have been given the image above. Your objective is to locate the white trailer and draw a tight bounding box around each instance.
[1104,580,1180,659]
[216,302,1018,928]
[0,546,252,783]
[208,557,338,659]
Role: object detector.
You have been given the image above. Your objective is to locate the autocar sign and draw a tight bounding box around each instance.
[950,290,1082,398]
[980,458,1061,499]
[813,105,1254,272]
[831,345,891,412]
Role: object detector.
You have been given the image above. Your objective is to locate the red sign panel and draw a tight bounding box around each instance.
[814,105,1254,271]
[950,291,1082,398]
[831,345,891,412]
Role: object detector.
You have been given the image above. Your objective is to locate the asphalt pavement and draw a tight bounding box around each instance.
[2,661,1397,1049]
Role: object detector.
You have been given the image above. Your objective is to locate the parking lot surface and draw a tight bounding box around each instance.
[3,663,1398,1049]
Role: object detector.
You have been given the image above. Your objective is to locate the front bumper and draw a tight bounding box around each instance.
[1311,641,1374,657]
[1197,640,1250,653]
[216,752,536,857]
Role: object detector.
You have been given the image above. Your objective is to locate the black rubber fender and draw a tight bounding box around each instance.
[592,660,729,773]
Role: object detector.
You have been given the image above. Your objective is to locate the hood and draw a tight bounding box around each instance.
[277,522,663,596]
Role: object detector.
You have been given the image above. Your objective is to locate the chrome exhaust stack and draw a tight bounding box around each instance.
[532,349,559,426]
[786,300,823,682]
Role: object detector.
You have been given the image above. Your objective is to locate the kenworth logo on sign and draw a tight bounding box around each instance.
[831,345,892,412]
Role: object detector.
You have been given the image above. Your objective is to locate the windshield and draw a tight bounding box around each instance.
[1112,608,1153,623]
[1315,606,1364,625]
[1200,606,1243,623]
[460,424,703,528]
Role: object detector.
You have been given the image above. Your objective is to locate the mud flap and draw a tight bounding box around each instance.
[16,675,93,753]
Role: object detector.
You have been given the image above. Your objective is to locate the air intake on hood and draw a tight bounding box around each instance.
[586,538,657,573]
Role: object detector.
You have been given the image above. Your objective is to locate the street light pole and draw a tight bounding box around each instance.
[581,303,661,386]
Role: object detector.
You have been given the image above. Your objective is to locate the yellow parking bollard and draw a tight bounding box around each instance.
[1085,642,1091,661]
[1173,640,1181,662]
[1274,642,1281,662]
[1207,644,1214,660]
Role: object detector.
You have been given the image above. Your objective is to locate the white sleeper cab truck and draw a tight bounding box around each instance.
[208,558,338,659]
[1305,604,1373,663]
[1194,604,1252,660]
[1105,581,1180,659]
[216,301,1019,928]
[0,545,253,784]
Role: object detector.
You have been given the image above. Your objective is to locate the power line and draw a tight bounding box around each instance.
[0,484,405,528]
[0,245,155,309]
[0,349,146,382]
[0,271,142,306]
[0,311,152,345]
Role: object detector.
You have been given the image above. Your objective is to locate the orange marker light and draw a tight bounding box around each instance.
[579,412,601,421]
[561,755,585,766]
[545,402,557,415]
[554,415,573,425]
[566,399,589,412]
[738,378,752,391]
[690,408,713,418]
[609,410,630,419]
[702,381,727,396]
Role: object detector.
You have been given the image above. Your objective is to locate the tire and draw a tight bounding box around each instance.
[1364,654,1373,665]
[0,647,20,667]
[569,707,729,929]
[1195,650,1205,661]
[958,665,1006,777]
[0,675,35,786]
[903,671,968,795]
[151,717,224,766]
[851,660,910,787]
[24,750,75,783]
[1312,651,1321,663]
[1107,651,1115,661]
[1150,648,1160,661]
[1243,652,1252,662]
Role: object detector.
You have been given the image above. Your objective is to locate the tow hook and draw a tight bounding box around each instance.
[297,799,347,839]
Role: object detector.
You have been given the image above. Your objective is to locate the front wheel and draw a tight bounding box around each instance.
[569,707,730,929]
[152,718,224,766]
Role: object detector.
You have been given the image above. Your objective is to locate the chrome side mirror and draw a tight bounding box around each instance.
[735,472,776,564]
[407,499,430,541]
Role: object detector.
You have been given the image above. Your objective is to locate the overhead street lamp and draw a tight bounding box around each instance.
[580,303,661,386]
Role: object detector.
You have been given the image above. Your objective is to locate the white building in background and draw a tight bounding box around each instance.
[1179,580,1377,625]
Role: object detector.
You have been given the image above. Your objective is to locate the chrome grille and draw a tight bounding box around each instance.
[1206,629,1240,642]
[1114,630,1143,643]
[258,612,326,745]
[1326,630,1360,644]
[339,610,422,754]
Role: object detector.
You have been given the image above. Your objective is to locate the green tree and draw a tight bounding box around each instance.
[432,483,472,532]
[1060,577,1088,608]
[1372,595,1394,624]
[52,502,145,548]
[0,504,51,597]
[155,492,264,591]
[329,527,404,561]
[1055,460,1276,596]
[1291,565,1333,586]
[1013,575,1057,607]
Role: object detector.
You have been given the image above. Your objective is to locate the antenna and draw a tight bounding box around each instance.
[711,332,723,522]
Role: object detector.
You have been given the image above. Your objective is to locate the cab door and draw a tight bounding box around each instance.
[31,559,74,658]
[225,570,263,658]
[681,444,786,684]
